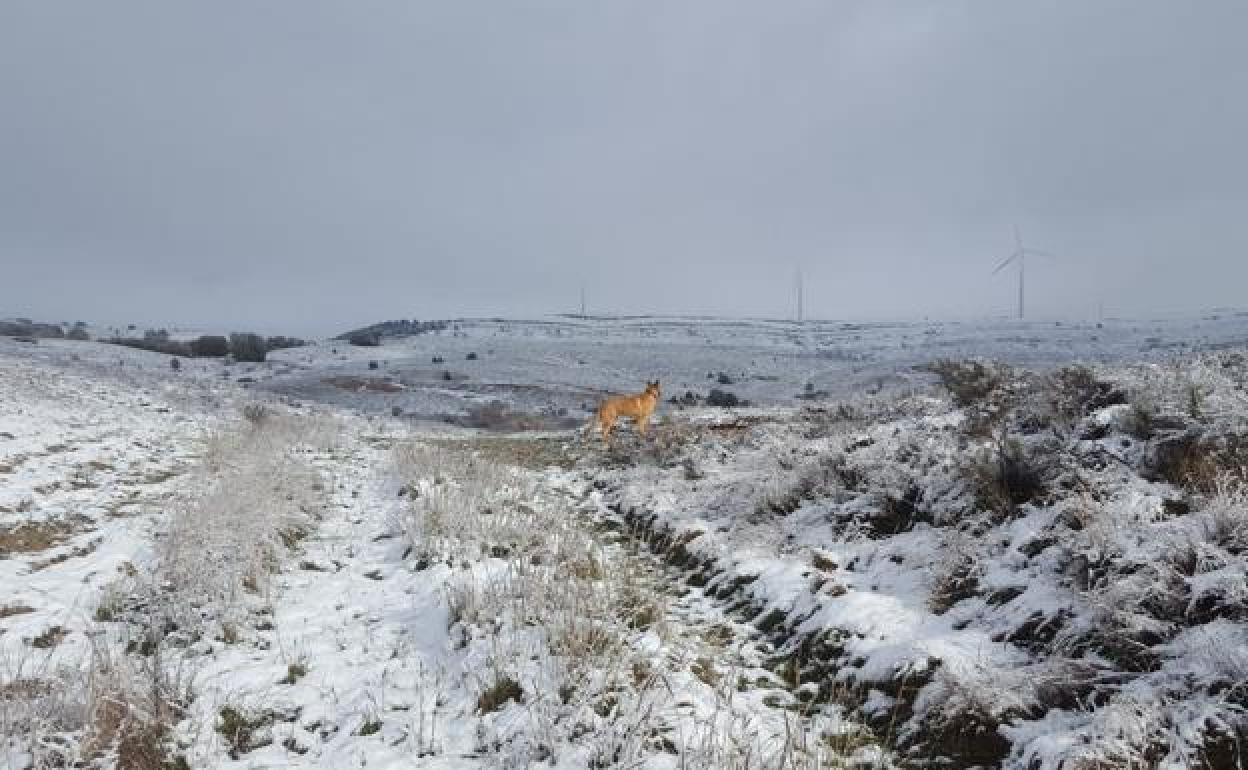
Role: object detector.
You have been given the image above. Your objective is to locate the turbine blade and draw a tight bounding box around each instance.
[991,252,1019,275]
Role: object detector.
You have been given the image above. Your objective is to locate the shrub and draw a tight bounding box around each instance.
[66,325,90,341]
[927,359,1005,408]
[1121,400,1156,440]
[347,331,381,347]
[716,372,734,385]
[279,662,308,685]
[189,335,230,357]
[432,355,444,364]
[797,382,830,400]
[334,319,448,341]
[929,561,982,615]
[217,706,274,758]
[466,352,478,361]
[0,320,65,338]
[264,336,305,351]
[964,435,1053,514]
[477,675,523,713]
[368,360,379,370]
[170,357,181,372]
[241,403,269,426]
[106,335,191,356]
[1185,382,1206,419]
[1048,365,1126,421]
[229,333,267,362]
[1144,430,1248,493]
[706,389,739,408]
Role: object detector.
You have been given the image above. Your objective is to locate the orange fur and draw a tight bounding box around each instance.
[591,381,661,444]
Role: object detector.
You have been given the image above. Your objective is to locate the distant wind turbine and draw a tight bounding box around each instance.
[990,225,1053,319]
[795,269,804,323]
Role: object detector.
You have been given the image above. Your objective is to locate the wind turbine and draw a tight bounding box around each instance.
[795,268,804,323]
[991,225,1053,319]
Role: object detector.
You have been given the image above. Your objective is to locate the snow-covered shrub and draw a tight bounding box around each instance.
[227,332,266,363]
[706,388,740,407]
[594,348,1248,767]
[926,358,1006,409]
[347,331,381,347]
[240,402,268,425]
[156,414,327,636]
[188,335,229,358]
[1046,364,1126,424]
[961,434,1059,515]
[1,625,189,770]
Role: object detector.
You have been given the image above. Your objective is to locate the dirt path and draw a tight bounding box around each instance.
[468,431,890,767]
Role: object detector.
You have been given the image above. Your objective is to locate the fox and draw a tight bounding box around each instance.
[589,380,661,444]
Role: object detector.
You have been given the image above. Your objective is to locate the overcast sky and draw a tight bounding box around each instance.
[2,2,1246,335]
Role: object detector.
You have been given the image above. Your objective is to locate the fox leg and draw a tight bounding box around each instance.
[600,416,614,445]
[637,414,650,437]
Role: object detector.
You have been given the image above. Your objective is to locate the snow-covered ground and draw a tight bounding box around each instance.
[4,313,1248,769]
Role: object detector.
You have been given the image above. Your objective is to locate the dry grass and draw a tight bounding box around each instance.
[394,439,872,769]
[321,375,403,393]
[0,604,35,619]
[30,626,70,649]
[0,514,94,556]
[476,675,523,714]
[926,359,1006,408]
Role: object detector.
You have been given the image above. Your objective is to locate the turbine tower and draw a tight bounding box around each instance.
[795,269,804,323]
[991,225,1052,319]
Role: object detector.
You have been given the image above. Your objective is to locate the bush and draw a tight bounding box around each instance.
[170,357,181,372]
[927,359,1005,408]
[1048,365,1126,421]
[706,389,739,408]
[229,333,267,362]
[1121,401,1157,440]
[477,675,523,713]
[334,319,448,342]
[0,320,65,338]
[106,335,191,357]
[241,403,269,426]
[217,706,274,758]
[466,352,478,361]
[368,360,379,370]
[347,331,381,347]
[264,336,305,351]
[190,335,230,357]
[66,324,90,341]
[964,436,1053,514]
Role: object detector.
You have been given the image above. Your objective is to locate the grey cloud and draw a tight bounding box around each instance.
[1,1,1245,335]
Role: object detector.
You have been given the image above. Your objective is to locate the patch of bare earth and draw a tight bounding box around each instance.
[433,434,578,470]
[322,375,404,393]
[0,514,94,557]
[0,604,35,619]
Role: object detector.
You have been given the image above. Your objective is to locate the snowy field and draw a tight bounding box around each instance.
[3,312,1248,769]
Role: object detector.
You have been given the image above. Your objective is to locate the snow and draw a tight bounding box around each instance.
[5,311,1248,768]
